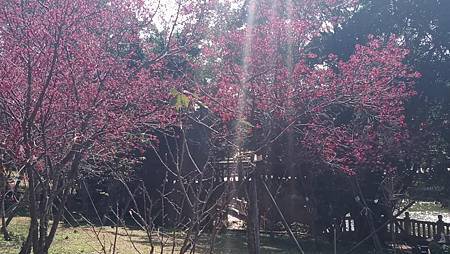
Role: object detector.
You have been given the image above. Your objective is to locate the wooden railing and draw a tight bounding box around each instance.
[340,215,450,241]
[391,218,450,239]
[342,216,356,233]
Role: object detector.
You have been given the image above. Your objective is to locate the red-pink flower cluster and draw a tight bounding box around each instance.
[198,0,419,174]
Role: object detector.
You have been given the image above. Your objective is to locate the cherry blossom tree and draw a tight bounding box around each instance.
[0,0,211,253]
[0,0,422,253]
[192,0,420,252]
[198,0,419,175]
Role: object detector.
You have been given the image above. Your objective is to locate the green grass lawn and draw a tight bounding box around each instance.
[1,217,376,254]
[1,217,158,254]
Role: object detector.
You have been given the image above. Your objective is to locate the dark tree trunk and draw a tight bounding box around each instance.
[246,171,260,254]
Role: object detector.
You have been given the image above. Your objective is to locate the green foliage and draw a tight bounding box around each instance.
[170,88,190,111]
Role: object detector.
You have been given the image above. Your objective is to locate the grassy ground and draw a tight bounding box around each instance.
[1,217,170,254]
[399,200,450,222]
[1,217,376,254]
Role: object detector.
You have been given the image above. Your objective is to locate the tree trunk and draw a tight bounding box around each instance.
[19,151,82,254]
[246,171,260,254]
